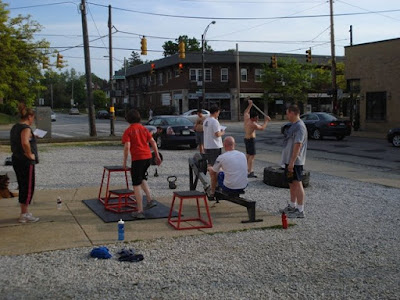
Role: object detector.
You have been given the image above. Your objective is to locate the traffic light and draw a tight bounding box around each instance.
[56,53,64,68]
[178,40,185,59]
[42,56,49,69]
[150,63,155,74]
[306,48,312,63]
[178,63,184,74]
[141,36,147,55]
[271,55,278,69]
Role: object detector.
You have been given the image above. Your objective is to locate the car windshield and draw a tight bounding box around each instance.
[165,117,193,126]
[317,113,337,121]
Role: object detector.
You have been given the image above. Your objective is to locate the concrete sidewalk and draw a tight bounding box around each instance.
[0,187,282,256]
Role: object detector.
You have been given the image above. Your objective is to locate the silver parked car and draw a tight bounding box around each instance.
[181,109,210,123]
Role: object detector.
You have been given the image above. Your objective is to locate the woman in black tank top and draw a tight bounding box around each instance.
[10,103,40,223]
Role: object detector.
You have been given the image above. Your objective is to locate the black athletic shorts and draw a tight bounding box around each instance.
[244,138,256,155]
[131,159,151,186]
[284,164,304,183]
[205,148,222,166]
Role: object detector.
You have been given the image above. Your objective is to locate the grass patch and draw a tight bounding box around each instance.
[0,113,17,125]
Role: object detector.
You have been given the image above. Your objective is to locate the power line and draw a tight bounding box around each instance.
[87,2,400,20]
[179,0,325,3]
[87,3,109,53]
[211,1,326,39]
[336,0,400,22]
[9,1,78,10]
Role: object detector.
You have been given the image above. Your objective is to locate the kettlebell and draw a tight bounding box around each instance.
[167,176,177,189]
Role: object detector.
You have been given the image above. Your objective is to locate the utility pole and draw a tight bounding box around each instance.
[236,43,241,121]
[50,83,53,109]
[80,0,96,136]
[108,4,115,136]
[329,0,338,115]
[349,25,353,46]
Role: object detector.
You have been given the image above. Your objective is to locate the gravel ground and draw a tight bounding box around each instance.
[0,144,399,299]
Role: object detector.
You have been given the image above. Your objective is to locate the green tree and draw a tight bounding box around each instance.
[162,35,211,57]
[263,58,311,105]
[93,90,107,109]
[0,1,50,111]
[128,51,143,67]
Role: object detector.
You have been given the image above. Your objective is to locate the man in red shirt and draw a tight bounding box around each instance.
[122,109,162,219]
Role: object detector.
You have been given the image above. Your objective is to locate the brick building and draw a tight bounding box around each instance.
[114,51,336,120]
[345,38,400,132]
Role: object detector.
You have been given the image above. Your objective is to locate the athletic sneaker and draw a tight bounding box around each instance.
[247,172,258,178]
[131,212,146,219]
[145,200,157,210]
[19,213,39,223]
[288,209,305,219]
[279,204,296,214]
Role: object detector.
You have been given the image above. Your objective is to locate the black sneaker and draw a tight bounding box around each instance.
[247,172,258,178]
[131,212,146,219]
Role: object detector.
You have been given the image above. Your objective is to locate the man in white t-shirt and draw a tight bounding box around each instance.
[203,106,225,196]
[207,136,248,197]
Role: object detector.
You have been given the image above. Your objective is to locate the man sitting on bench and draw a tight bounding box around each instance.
[207,136,248,198]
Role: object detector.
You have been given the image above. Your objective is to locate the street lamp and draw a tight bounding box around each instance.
[201,20,216,108]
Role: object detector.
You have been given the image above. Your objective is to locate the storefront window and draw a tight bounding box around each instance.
[366,91,386,121]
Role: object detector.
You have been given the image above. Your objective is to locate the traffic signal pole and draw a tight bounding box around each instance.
[108,4,115,136]
[329,0,338,115]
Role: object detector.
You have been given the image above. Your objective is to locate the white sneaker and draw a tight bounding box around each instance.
[19,213,39,223]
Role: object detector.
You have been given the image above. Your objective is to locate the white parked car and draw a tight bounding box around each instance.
[181,109,210,123]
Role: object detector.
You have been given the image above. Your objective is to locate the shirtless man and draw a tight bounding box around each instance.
[194,109,206,154]
[243,98,271,178]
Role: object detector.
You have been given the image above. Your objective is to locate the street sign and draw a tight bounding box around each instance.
[275,100,283,105]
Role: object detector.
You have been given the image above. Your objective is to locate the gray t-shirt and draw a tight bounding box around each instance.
[281,120,308,166]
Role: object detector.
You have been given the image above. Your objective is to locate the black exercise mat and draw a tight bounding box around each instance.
[82,196,178,223]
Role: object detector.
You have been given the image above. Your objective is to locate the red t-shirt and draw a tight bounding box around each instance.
[122,123,152,161]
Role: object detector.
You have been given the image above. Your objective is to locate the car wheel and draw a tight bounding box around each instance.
[312,129,322,140]
[263,166,310,189]
[189,143,197,149]
[336,135,345,141]
[392,134,400,147]
[156,136,163,149]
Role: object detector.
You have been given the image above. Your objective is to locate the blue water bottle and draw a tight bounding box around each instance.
[118,219,125,241]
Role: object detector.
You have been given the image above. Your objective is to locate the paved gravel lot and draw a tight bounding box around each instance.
[0,144,399,299]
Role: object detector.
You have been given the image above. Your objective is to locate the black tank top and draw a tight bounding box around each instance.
[10,123,39,163]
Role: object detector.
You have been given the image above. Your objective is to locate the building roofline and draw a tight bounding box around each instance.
[344,37,400,49]
[117,50,343,77]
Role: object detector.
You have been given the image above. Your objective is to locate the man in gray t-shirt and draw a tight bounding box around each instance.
[280,105,308,218]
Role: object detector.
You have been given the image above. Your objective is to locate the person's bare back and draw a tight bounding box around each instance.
[244,117,257,139]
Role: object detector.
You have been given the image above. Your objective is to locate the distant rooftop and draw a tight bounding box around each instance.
[115,50,343,78]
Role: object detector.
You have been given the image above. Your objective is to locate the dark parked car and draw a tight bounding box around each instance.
[387,127,400,147]
[145,115,197,149]
[281,112,352,140]
[96,110,110,119]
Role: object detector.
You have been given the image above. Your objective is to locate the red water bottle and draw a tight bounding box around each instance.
[282,212,288,229]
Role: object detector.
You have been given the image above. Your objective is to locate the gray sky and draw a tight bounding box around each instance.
[8,0,400,79]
